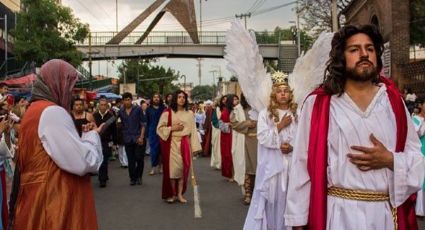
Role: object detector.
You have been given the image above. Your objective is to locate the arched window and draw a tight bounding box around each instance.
[371,15,379,28]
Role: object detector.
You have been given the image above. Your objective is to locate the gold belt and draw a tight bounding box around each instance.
[246,133,257,137]
[328,187,397,230]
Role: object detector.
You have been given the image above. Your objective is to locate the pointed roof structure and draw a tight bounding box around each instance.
[107,0,199,45]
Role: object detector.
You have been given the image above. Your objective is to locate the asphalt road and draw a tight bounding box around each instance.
[92,156,425,230]
[93,156,249,230]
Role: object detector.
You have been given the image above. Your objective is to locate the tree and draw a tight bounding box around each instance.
[411,0,425,47]
[14,0,89,66]
[255,26,314,52]
[298,0,350,37]
[191,85,215,101]
[118,59,180,97]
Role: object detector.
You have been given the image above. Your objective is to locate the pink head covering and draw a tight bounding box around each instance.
[37,59,79,111]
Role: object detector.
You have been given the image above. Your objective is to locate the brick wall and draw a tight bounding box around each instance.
[390,0,410,86]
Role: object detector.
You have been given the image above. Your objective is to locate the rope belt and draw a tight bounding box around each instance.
[246,133,257,137]
[327,186,397,230]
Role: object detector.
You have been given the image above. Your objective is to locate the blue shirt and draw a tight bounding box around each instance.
[119,105,146,144]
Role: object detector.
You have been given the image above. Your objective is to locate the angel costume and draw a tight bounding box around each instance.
[243,108,296,230]
[285,79,425,230]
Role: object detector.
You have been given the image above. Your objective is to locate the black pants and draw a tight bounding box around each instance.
[125,142,145,182]
[99,142,112,183]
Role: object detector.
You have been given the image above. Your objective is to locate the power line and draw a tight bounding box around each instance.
[74,0,111,30]
[251,1,297,16]
[246,0,262,13]
[92,0,113,19]
[251,0,267,13]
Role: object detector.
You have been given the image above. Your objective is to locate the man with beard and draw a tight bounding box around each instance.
[146,93,165,175]
[285,25,425,230]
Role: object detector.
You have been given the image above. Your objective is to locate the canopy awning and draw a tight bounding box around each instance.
[3,73,37,86]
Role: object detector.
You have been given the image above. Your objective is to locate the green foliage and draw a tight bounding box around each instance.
[15,0,89,66]
[191,85,215,101]
[298,0,334,37]
[255,26,314,52]
[118,59,180,97]
[411,0,425,47]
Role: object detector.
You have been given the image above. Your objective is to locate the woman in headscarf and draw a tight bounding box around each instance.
[10,59,103,229]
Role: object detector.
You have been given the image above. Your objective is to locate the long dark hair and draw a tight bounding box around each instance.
[170,90,188,112]
[225,94,238,113]
[323,24,384,95]
[219,95,227,110]
[240,94,250,110]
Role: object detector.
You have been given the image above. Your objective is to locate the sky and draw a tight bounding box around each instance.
[61,0,298,86]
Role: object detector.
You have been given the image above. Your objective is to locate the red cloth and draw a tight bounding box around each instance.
[2,73,36,86]
[307,77,417,230]
[220,108,233,178]
[159,109,191,199]
[202,106,213,156]
[1,170,8,229]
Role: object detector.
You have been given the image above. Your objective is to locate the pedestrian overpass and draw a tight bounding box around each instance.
[76,31,298,73]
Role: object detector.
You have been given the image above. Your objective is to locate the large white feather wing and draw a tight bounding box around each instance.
[224,20,272,120]
[288,32,334,105]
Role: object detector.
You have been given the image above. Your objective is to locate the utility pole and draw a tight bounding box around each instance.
[197,58,202,85]
[199,0,208,40]
[209,70,217,97]
[116,0,118,33]
[296,2,301,57]
[235,13,251,29]
[331,0,338,32]
[88,32,93,90]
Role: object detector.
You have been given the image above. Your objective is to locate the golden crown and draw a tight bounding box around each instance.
[271,71,288,86]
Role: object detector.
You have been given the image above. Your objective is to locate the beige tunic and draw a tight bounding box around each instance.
[231,109,258,175]
[157,110,202,178]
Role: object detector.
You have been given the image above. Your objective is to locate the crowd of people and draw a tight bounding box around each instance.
[0,23,422,230]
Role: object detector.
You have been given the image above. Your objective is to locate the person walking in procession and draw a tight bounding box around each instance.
[93,96,117,187]
[119,92,146,186]
[10,59,103,229]
[157,90,202,203]
[244,72,297,230]
[146,93,165,175]
[285,24,425,230]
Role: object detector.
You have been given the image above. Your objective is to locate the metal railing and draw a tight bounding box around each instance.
[78,31,283,46]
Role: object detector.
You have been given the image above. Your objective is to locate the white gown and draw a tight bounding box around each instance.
[231,104,246,186]
[412,114,425,216]
[285,85,425,230]
[244,108,296,230]
[210,107,222,169]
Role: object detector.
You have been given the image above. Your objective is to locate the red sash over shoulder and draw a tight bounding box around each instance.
[159,109,191,199]
[307,76,417,230]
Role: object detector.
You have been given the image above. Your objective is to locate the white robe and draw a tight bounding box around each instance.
[285,85,425,230]
[412,115,425,216]
[244,108,296,230]
[231,104,246,186]
[210,107,222,169]
[39,105,103,176]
